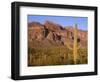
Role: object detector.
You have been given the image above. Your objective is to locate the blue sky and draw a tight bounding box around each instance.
[28,15,88,31]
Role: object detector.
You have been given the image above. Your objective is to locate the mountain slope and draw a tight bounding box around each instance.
[28,21,87,48]
[28,21,88,66]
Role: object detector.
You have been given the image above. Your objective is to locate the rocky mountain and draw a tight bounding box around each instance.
[28,21,87,48]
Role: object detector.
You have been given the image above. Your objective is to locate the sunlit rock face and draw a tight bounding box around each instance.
[28,21,87,48]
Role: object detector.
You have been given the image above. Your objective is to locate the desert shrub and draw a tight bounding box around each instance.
[28,46,88,66]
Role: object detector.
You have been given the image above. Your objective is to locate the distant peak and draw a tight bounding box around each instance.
[28,22,43,27]
[44,20,64,31]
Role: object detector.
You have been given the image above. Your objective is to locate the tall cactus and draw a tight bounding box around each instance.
[66,24,79,64]
[73,24,78,64]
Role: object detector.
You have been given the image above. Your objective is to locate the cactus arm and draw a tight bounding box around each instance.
[66,41,73,50]
[77,44,81,49]
[66,29,73,50]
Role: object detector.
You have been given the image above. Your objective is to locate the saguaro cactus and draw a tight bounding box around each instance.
[73,24,78,64]
[66,24,80,64]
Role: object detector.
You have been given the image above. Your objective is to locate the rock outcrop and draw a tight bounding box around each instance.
[28,21,87,48]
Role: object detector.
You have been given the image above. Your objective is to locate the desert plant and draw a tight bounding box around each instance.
[28,24,87,66]
[66,24,80,64]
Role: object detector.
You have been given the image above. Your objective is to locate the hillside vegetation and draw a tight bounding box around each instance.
[28,21,88,66]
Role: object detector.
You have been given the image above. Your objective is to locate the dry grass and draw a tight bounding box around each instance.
[28,46,88,66]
